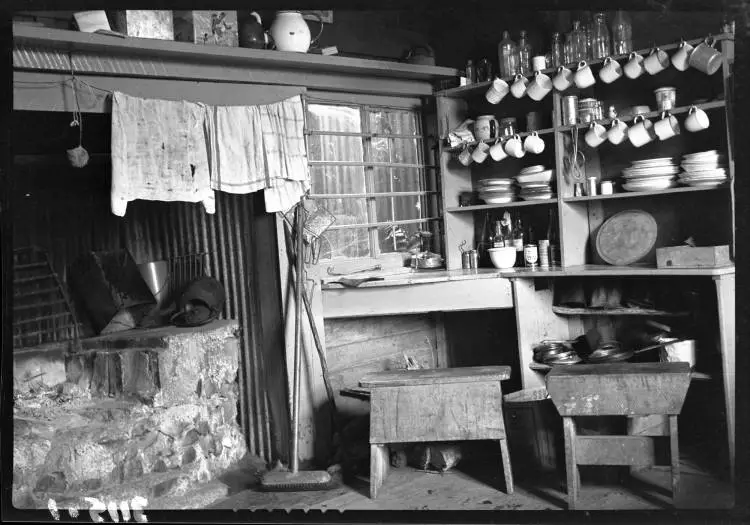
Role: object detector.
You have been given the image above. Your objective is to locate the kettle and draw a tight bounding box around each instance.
[403,44,436,66]
[239,11,268,49]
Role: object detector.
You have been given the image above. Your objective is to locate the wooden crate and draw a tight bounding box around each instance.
[656,245,731,269]
[109,11,174,40]
[173,11,238,47]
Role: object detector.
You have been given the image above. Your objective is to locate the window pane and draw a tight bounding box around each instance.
[370,137,421,164]
[322,198,369,226]
[369,110,418,135]
[307,134,363,162]
[374,195,423,223]
[378,222,427,254]
[320,228,371,259]
[310,166,366,195]
[371,167,423,194]
[307,104,361,132]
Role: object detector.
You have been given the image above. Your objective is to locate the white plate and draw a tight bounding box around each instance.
[683,150,719,158]
[622,173,678,181]
[518,182,552,189]
[680,181,727,188]
[481,195,517,204]
[519,164,546,174]
[631,157,674,165]
[515,170,554,184]
[478,178,514,186]
[521,193,555,201]
[679,171,727,179]
[680,164,726,172]
[623,180,676,191]
[679,176,728,183]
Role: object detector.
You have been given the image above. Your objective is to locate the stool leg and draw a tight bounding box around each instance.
[563,417,579,510]
[498,438,514,495]
[370,444,389,499]
[669,415,680,506]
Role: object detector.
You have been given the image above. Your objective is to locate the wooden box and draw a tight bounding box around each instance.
[655,245,731,269]
[110,11,174,40]
[173,10,238,47]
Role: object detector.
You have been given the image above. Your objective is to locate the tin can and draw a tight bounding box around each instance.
[538,240,550,268]
[462,251,472,269]
[562,96,578,126]
[586,177,598,196]
[524,244,539,268]
[600,180,614,195]
[468,249,479,269]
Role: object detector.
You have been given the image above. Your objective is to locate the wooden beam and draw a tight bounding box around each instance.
[575,436,657,467]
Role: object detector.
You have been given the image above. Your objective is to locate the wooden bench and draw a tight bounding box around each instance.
[546,363,692,510]
[359,366,514,499]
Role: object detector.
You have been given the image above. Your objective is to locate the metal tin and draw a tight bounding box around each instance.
[538,239,550,268]
[654,86,677,112]
[587,176,598,196]
[562,96,578,125]
[600,180,614,195]
[462,251,472,269]
[468,249,479,269]
[499,117,517,137]
[524,244,539,268]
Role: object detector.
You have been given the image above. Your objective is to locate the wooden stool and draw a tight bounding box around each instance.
[546,363,692,510]
[359,366,514,499]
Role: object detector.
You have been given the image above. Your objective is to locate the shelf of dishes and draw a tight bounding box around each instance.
[450,165,556,210]
[436,33,732,99]
[563,185,728,203]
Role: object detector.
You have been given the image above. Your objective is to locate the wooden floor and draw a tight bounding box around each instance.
[209,455,734,512]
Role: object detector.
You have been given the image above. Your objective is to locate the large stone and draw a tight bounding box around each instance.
[14,346,67,393]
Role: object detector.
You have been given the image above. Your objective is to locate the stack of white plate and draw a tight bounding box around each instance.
[515,165,556,200]
[678,150,728,188]
[621,157,679,192]
[477,178,516,204]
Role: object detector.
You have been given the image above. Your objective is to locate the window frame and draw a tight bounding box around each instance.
[303,92,440,260]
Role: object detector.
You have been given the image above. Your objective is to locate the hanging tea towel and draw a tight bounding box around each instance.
[208,95,310,213]
[110,91,215,216]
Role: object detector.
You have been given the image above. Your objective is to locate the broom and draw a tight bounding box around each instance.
[259,199,334,491]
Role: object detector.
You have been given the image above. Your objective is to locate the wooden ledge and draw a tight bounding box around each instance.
[360,365,511,388]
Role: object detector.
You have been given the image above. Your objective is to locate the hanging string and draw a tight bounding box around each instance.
[69,55,83,147]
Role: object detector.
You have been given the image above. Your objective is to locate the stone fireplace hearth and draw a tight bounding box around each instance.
[13,320,248,510]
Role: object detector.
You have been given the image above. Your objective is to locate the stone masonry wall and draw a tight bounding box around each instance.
[13,320,248,509]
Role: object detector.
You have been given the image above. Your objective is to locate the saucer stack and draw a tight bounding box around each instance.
[515,165,555,201]
[621,157,679,192]
[678,150,728,188]
[477,178,516,204]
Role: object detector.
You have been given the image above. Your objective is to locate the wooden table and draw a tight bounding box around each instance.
[359,366,514,499]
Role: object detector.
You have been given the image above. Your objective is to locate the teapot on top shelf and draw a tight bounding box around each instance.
[268,10,324,53]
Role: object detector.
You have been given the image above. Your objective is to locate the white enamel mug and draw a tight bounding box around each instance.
[553,65,574,91]
[510,74,529,98]
[504,134,525,158]
[523,132,545,154]
[574,61,596,89]
[527,71,553,101]
[607,118,629,145]
[599,57,623,84]
[628,115,656,148]
[671,40,695,72]
[684,105,710,132]
[471,141,490,163]
[624,52,645,79]
[485,77,510,104]
[654,111,681,141]
[585,121,608,148]
[644,47,670,75]
[458,146,473,166]
[489,138,509,161]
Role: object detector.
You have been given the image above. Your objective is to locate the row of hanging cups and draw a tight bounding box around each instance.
[458,133,546,166]
[486,36,723,105]
[584,105,710,149]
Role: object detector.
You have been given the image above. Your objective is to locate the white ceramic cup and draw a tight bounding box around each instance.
[553,65,574,91]
[628,115,656,148]
[523,132,545,154]
[623,52,645,79]
[654,111,681,141]
[471,141,490,163]
[485,77,510,104]
[574,61,596,89]
[684,105,710,132]
[671,40,695,71]
[607,118,629,145]
[644,47,670,75]
[458,146,473,166]
[527,71,553,101]
[510,74,529,98]
[660,339,697,368]
[585,121,608,148]
[532,55,547,72]
[504,134,525,158]
[689,36,723,75]
[489,138,509,161]
[599,57,623,84]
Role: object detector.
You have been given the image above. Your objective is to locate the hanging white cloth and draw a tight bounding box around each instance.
[110,91,215,217]
[208,95,310,213]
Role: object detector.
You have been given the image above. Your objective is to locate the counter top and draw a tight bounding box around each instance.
[321,268,504,289]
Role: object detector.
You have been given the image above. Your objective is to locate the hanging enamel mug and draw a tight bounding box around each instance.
[458,145,473,166]
[489,137,509,161]
[644,47,670,75]
[510,74,529,98]
[504,134,525,158]
[628,114,656,148]
[553,65,574,91]
[654,111,681,141]
[527,71,553,101]
[585,121,608,148]
[523,132,545,154]
[471,141,491,163]
[574,60,596,89]
[623,51,645,79]
[599,57,623,84]
[689,36,723,75]
[671,39,695,71]
[684,105,711,132]
[485,77,510,104]
[607,118,629,145]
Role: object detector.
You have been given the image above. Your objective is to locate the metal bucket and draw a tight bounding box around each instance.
[137,260,171,308]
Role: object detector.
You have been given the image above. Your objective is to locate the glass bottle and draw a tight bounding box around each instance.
[518,30,532,75]
[571,20,586,61]
[563,32,574,64]
[512,214,525,267]
[592,12,611,59]
[547,209,559,266]
[583,21,593,60]
[498,30,519,78]
[551,32,564,67]
[465,59,475,84]
[493,220,505,248]
[611,10,633,55]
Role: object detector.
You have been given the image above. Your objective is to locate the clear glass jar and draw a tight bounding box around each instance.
[592,12,611,59]
[571,20,587,61]
[611,10,633,55]
[563,32,574,64]
[498,30,519,78]
[518,30,532,75]
[551,32,564,67]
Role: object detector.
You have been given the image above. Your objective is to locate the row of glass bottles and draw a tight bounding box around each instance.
[498,30,533,78]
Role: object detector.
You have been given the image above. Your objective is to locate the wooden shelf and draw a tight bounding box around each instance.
[436,33,733,98]
[500,264,735,278]
[444,126,557,152]
[445,200,557,212]
[563,185,729,203]
[529,362,711,381]
[551,305,689,316]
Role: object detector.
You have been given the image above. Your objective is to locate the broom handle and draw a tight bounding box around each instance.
[291,203,305,473]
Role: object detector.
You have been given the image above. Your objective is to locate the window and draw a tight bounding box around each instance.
[304,100,438,260]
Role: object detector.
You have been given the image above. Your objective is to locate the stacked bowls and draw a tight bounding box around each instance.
[515,165,555,200]
[678,150,728,188]
[477,178,515,204]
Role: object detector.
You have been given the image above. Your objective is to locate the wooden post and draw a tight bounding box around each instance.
[714,273,735,482]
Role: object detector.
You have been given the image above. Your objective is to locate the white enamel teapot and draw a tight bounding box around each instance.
[269,11,324,53]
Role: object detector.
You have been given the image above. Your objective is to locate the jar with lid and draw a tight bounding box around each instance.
[550,32,564,67]
[499,117,517,138]
[518,30,532,75]
[498,30,519,78]
[465,59,476,84]
[611,10,633,55]
[591,12,611,59]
